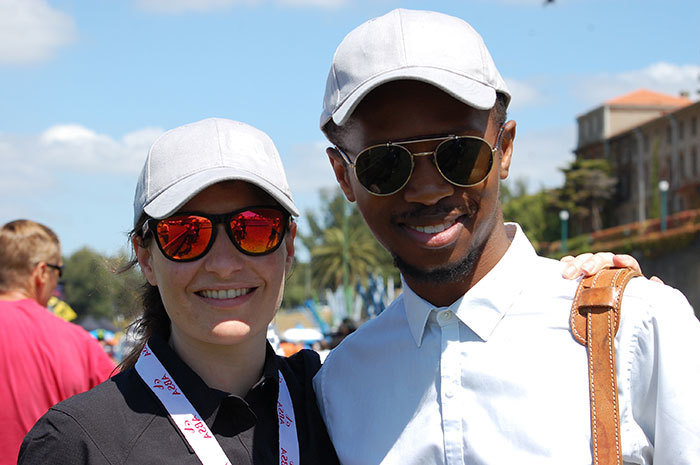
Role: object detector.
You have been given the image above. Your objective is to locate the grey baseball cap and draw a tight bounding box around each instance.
[321,8,511,127]
[133,118,299,227]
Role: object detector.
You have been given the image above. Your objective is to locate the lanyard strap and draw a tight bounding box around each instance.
[135,343,299,465]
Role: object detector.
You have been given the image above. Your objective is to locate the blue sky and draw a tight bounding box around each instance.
[2,0,699,258]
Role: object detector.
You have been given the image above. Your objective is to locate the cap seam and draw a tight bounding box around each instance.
[479,40,488,82]
[332,63,340,110]
[214,119,224,165]
[397,9,407,65]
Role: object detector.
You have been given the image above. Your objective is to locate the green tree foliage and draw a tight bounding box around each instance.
[501,179,560,248]
[299,188,395,296]
[281,260,313,309]
[554,159,617,233]
[62,247,143,323]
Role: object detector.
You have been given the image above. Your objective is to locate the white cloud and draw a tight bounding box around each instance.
[506,124,576,191]
[283,140,338,196]
[504,78,546,110]
[0,125,163,253]
[0,125,163,190]
[40,124,104,144]
[574,62,700,107]
[0,0,76,65]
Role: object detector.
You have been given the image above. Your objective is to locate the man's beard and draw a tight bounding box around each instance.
[392,245,483,284]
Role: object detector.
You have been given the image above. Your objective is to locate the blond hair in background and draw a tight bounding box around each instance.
[0,219,61,293]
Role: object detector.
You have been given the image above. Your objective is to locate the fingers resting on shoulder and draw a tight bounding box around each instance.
[560,252,664,284]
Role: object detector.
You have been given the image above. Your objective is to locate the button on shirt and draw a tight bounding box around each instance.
[313,223,700,465]
[19,333,338,465]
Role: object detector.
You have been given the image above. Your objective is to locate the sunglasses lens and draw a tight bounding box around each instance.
[230,208,287,255]
[355,145,412,195]
[156,216,213,261]
[435,138,493,186]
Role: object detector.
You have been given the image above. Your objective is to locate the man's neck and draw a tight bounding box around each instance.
[0,290,33,302]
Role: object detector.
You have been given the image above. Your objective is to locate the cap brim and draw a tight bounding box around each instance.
[143,167,300,220]
[326,67,497,127]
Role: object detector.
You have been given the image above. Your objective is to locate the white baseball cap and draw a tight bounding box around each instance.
[320,8,511,127]
[133,118,299,227]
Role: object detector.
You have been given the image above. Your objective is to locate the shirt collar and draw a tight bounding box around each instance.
[404,223,537,346]
[147,332,280,420]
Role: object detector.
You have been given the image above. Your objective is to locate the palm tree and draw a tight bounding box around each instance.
[300,188,395,316]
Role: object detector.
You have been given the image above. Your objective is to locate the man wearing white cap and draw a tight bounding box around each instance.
[313,8,700,464]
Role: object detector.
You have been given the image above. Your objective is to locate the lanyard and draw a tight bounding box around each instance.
[135,342,299,465]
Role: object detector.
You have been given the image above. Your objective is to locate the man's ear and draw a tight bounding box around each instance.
[133,236,157,286]
[31,262,49,296]
[498,120,516,180]
[284,222,297,275]
[327,147,357,202]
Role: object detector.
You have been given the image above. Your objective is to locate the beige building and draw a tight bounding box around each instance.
[575,89,700,227]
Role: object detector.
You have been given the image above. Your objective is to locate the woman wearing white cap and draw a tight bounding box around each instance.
[19,118,339,464]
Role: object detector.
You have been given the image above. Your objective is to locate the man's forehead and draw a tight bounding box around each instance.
[344,80,493,142]
[355,80,491,115]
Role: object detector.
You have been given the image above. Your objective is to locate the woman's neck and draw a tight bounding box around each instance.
[168,330,268,397]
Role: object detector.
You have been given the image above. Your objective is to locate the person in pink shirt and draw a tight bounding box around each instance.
[0,219,115,465]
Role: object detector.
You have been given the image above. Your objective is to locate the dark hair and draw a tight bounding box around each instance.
[492,92,509,128]
[117,215,171,371]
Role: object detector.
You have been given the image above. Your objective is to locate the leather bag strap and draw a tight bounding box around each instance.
[570,267,640,465]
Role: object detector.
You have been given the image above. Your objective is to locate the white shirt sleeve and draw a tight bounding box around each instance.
[619,280,700,464]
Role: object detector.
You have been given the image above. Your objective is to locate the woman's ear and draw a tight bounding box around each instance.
[133,236,157,286]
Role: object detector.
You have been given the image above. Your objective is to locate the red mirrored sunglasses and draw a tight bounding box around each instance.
[142,206,290,262]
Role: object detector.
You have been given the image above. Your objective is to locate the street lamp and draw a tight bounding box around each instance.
[659,180,669,232]
[559,209,569,254]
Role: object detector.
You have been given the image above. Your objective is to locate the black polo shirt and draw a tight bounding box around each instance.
[18,333,338,464]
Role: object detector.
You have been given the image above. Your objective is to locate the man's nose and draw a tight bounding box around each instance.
[402,154,454,205]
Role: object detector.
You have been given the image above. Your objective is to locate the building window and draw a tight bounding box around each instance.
[692,117,698,137]
[643,133,649,152]
[667,125,672,144]
[679,151,685,181]
[693,146,698,177]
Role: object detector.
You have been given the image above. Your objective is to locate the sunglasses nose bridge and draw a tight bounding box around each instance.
[201,224,247,272]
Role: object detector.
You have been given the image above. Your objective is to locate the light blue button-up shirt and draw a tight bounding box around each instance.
[313,223,700,464]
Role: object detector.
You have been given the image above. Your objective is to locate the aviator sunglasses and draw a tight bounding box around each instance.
[142,206,290,262]
[336,126,504,196]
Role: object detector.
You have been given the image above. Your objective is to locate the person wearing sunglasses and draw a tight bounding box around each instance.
[0,220,115,465]
[18,118,339,465]
[314,9,700,464]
